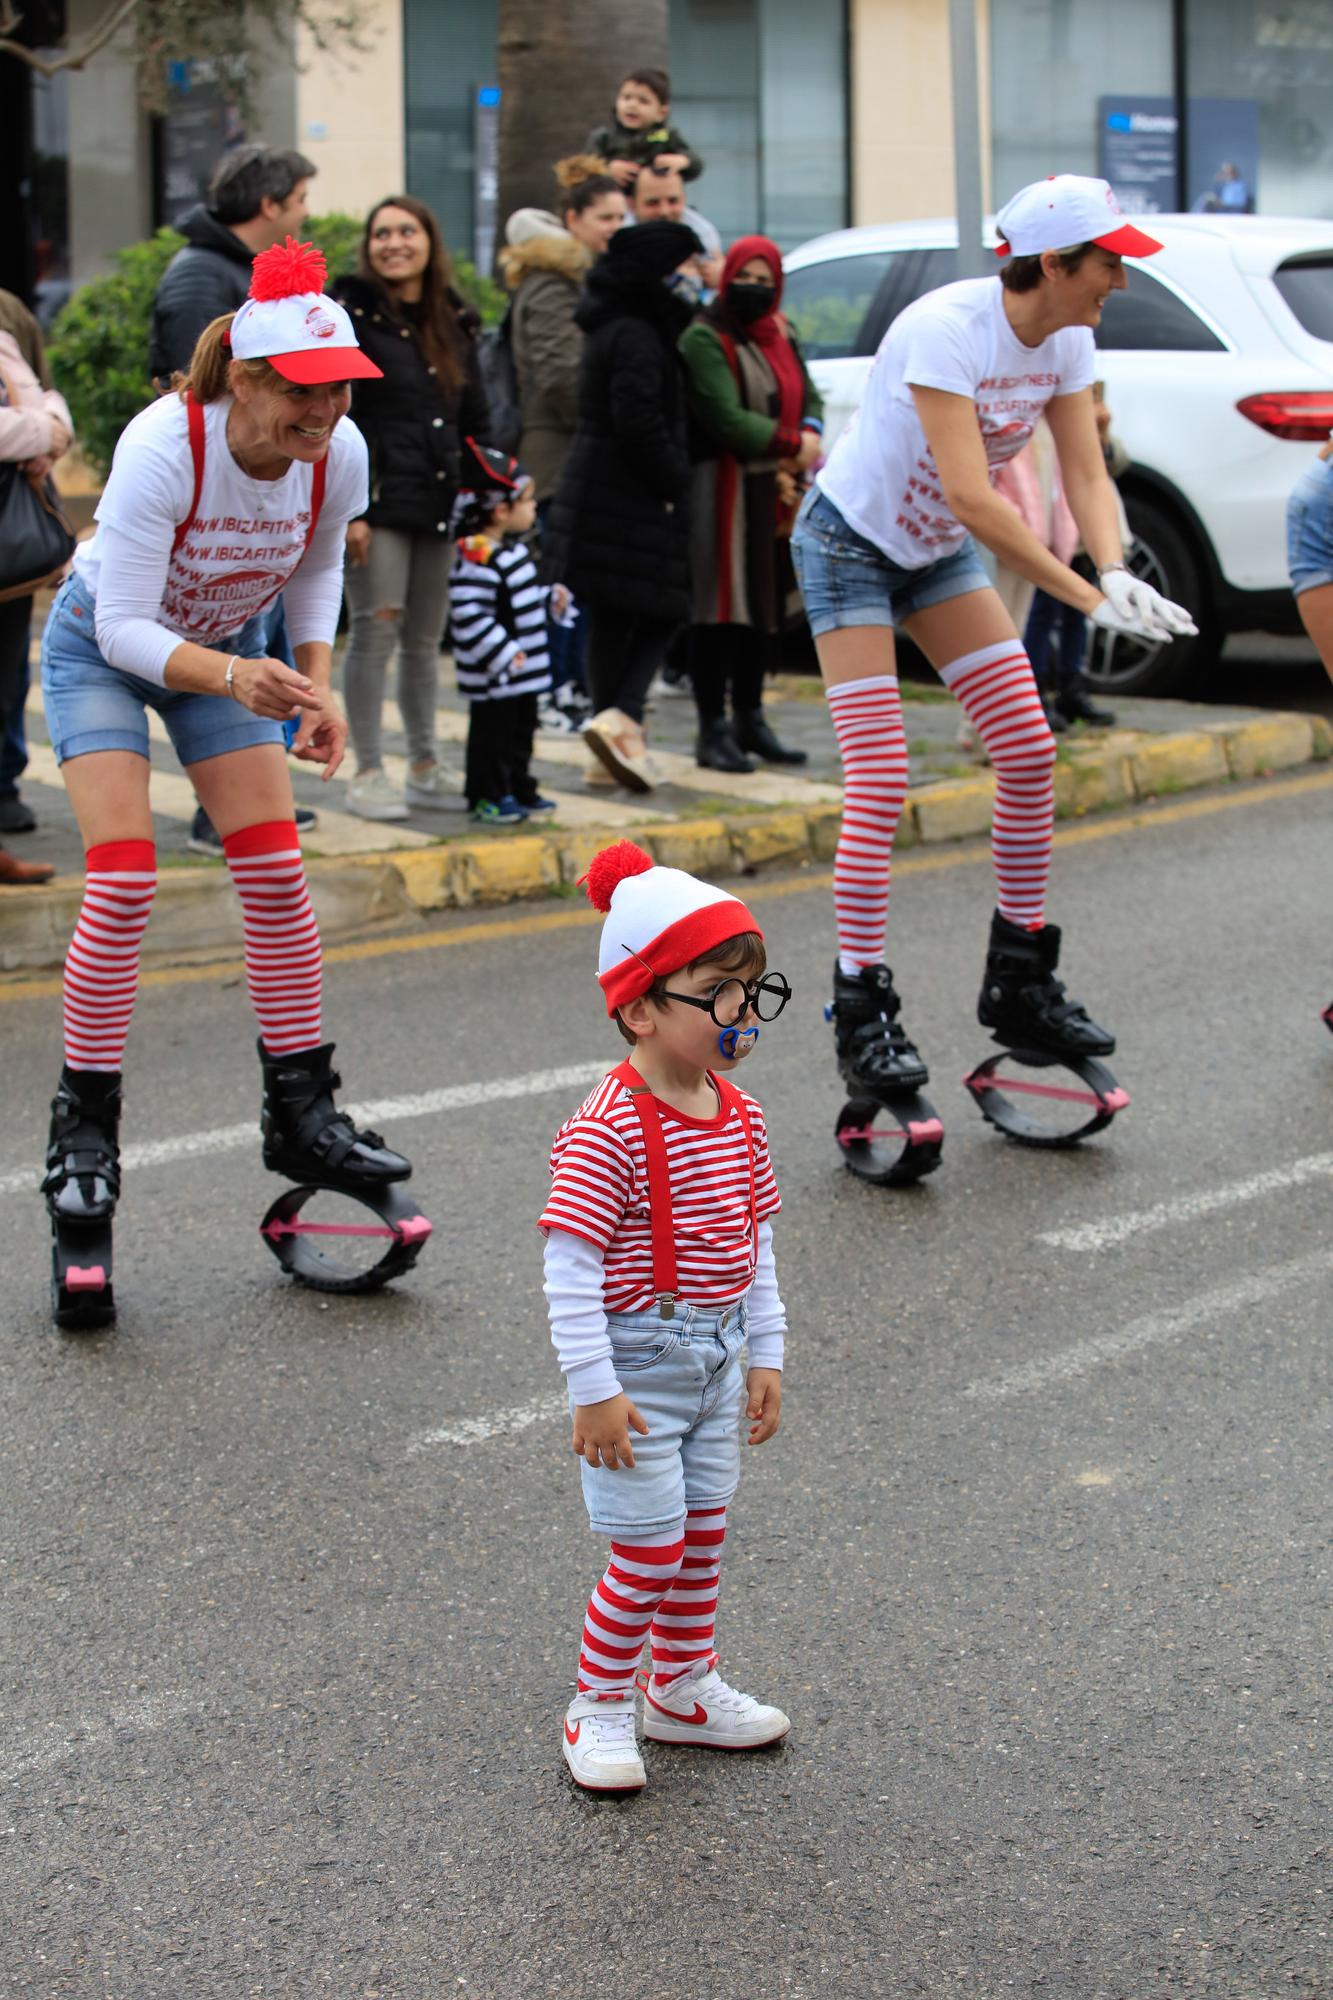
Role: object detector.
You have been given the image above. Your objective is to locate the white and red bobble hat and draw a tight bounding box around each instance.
[583,841,762,1016]
[228,237,383,384]
[994,175,1163,260]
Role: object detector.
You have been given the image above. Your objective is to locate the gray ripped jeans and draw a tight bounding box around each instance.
[341,527,453,770]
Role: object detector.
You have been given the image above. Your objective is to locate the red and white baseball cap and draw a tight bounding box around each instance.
[994,175,1163,260]
[228,237,383,384]
[583,841,762,1015]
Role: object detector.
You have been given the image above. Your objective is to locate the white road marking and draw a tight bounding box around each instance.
[0,1690,198,1783]
[2,1058,608,1199]
[406,1392,567,1454]
[962,1247,1333,1403]
[1038,1151,1333,1254]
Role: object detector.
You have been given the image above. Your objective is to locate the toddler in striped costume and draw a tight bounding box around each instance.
[449,438,575,824]
[539,839,793,1792]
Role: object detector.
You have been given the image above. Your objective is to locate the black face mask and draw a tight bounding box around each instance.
[727,282,776,325]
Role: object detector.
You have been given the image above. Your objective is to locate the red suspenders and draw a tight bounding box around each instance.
[609,1060,758,1320]
[171,391,328,560]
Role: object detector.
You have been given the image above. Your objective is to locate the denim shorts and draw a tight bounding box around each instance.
[790,485,992,636]
[574,1299,749,1540]
[1287,455,1333,596]
[40,572,284,767]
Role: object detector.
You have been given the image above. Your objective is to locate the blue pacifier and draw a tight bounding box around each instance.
[718,1025,760,1060]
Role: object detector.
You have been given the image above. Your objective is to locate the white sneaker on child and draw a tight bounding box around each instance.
[639,1660,790,1748]
[562,1693,646,1792]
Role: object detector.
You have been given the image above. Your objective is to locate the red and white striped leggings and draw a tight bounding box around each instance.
[826,640,1056,967]
[61,819,322,1072]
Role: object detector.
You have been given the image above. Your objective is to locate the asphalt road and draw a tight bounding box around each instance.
[2,772,1330,2000]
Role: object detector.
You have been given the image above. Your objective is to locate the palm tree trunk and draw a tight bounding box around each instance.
[496,0,668,234]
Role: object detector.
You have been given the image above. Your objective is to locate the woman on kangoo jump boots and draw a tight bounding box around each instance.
[540,839,792,1792]
[39,238,421,1328]
[790,175,1198,1171]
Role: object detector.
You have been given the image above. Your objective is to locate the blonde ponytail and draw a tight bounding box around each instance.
[172,313,284,403]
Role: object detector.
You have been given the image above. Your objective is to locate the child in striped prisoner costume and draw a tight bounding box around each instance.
[539,841,793,1793]
[789,176,1196,1097]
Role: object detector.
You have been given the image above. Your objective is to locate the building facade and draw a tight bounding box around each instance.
[8,0,1333,314]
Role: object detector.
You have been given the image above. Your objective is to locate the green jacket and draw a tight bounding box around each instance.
[585,116,703,181]
[678,318,823,462]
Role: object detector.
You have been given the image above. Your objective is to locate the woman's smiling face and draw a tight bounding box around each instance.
[230,367,352,466]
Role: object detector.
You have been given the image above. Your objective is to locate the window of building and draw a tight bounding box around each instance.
[670,0,847,251]
[990,0,1173,211]
[1094,267,1227,350]
[1185,0,1333,220]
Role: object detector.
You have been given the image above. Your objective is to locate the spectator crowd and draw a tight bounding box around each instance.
[1,61,834,865]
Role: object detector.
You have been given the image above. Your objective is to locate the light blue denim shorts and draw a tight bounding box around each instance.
[574,1299,748,1540]
[41,572,284,767]
[790,485,992,636]
[1287,455,1333,596]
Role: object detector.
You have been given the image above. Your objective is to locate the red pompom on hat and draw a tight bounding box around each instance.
[580,840,762,1015]
[248,236,329,301]
[582,840,655,913]
[228,234,382,385]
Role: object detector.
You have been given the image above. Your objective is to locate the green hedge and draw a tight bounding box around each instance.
[49,213,505,477]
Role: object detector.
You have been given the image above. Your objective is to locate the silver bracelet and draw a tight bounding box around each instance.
[1100,562,1130,577]
[224,656,240,701]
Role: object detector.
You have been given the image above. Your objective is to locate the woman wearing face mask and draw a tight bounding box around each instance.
[678,237,823,770]
[331,195,491,820]
[543,219,702,792]
[499,162,627,733]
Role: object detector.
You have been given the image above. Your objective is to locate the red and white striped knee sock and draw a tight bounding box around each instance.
[62,839,157,1072]
[649,1506,727,1686]
[940,641,1056,928]
[826,675,909,970]
[222,821,323,1056]
[576,1536,686,1698]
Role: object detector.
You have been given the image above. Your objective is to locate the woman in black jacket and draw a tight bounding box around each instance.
[332,195,490,819]
[543,218,699,792]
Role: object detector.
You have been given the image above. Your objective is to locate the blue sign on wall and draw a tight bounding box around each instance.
[1098,97,1259,215]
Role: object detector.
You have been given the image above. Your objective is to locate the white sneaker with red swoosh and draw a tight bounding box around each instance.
[640,1661,790,1748]
[561,1694,646,1792]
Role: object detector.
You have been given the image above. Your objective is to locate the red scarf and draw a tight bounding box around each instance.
[715,234,805,438]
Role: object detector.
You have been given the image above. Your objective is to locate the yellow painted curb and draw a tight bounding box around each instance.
[1055,747,1135,815]
[1129,731,1230,796]
[1220,713,1315,780]
[644,819,732,872]
[909,777,995,844]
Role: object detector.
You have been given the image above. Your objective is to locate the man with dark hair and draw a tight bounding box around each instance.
[149,144,316,385]
[150,144,319,853]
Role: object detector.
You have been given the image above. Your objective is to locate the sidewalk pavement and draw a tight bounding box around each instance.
[2,626,1329,977]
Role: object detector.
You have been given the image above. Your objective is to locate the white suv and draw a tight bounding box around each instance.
[783,215,1333,695]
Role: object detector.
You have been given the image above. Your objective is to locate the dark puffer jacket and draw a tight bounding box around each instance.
[542,260,695,623]
[330,274,492,536]
[150,205,255,384]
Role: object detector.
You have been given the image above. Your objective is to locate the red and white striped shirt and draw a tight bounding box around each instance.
[538,1069,781,1311]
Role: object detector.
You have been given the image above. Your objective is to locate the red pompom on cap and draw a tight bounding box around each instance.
[249,236,329,303]
[581,840,655,912]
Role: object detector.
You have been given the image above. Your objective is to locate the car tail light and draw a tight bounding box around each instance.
[1236,391,1333,441]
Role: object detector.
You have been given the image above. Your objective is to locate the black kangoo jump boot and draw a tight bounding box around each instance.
[977,912,1115,1058]
[43,1066,122,1225]
[830,961,930,1095]
[259,1041,411,1189]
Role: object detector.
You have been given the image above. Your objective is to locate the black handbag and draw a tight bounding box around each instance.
[0,460,76,603]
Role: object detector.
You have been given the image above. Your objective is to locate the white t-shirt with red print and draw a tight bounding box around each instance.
[817,276,1095,571]
[74,392,368,685]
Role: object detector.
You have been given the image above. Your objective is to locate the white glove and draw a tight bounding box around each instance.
[1094,568,1198,644]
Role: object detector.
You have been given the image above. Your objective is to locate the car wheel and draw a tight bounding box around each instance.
[1084,494,1221,698]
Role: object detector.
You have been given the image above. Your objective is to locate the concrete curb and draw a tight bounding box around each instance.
[2,711,1329,976]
